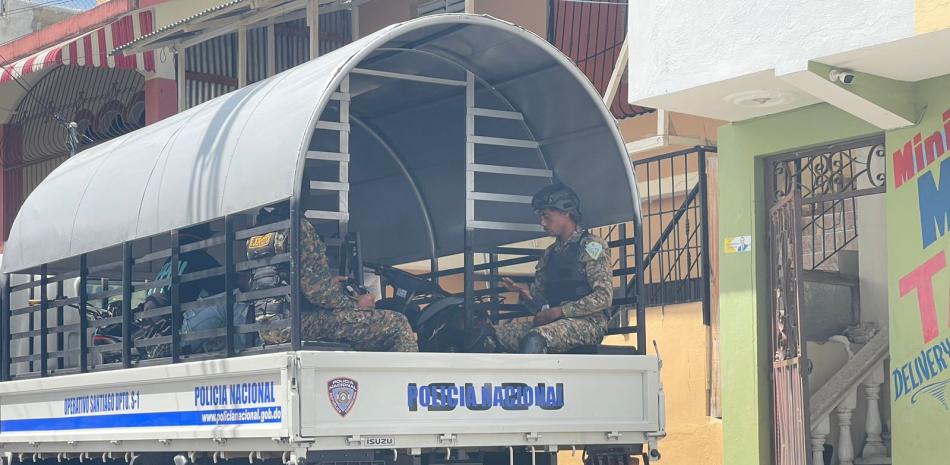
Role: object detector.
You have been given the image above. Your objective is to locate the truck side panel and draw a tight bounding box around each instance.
[0,353,292,446]
[0,352,661,454]
[297,352,660,450]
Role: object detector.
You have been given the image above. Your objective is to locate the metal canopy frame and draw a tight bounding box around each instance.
[4,14,640,273]
[1,15,645,377]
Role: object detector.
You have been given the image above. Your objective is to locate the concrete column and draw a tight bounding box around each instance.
[238,25,248,88]
[836,391,858,465]
[144,47,179,124]
[811,415,831,465]
[144,77,178,124]
[266,23,276,77]
[307,0,320,60]
[351,4,360,40]
[177,48,187,112]
[859,362,888,460]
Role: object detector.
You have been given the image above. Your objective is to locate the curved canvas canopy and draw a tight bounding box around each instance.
[2,14,640,273]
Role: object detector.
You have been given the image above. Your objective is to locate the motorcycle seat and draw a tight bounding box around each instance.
[301,340,355,351]
[565,344,639,355]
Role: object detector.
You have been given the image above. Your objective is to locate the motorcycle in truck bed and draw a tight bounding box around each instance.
[0,13,663,465]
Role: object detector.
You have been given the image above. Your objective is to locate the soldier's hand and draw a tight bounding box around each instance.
[357,292,376,310]
[332,276,347,285]
[501,277,532,300]
[532,306,563,327]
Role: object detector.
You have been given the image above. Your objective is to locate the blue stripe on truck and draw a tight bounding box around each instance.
[0,406,282,432]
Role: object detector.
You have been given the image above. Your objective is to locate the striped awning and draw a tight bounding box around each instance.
[0,9,157,84]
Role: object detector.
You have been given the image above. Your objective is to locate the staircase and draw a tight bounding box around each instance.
[809,326,891,465]
[589,146,713,353]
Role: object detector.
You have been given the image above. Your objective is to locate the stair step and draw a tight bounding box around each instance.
[854,457,891,465]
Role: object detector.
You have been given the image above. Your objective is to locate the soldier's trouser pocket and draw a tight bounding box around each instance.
[530,317,605,353]
[303,309,417,352]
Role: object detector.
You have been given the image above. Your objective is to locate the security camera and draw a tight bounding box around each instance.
[829,69,856,85]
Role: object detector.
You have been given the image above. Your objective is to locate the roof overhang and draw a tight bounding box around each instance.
[632,28,950,129]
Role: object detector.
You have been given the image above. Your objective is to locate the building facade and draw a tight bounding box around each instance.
[0,2,725,464]
[628,1,950,464]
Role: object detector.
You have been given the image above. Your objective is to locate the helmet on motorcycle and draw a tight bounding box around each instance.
[531,183,581,218]
[256,203,290,226]
[180,223,214,243]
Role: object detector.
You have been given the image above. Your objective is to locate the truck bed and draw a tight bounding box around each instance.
[0,351,663,459]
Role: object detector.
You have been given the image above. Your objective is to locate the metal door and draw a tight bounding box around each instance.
[769,190,809,465]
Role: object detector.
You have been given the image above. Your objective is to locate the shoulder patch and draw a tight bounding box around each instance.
[585,240,604,260]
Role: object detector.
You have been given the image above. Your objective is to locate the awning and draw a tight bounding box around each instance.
[0,9,157,84]
[2,14,641,273]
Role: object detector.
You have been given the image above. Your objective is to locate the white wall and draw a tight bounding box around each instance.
[627,0,916,102]
[0,0,79,45]
[857,195,888,325]
[0,2,37,45]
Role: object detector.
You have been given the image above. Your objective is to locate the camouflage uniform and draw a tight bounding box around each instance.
[487,229,612,353]
[297,220,418,352]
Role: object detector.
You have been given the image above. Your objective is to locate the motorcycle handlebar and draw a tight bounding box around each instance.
[362,261,447,296]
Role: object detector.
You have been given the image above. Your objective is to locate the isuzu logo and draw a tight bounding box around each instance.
[365,436,395,446]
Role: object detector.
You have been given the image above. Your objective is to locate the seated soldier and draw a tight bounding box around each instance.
[297,219,418,352]
[482,183,613,354]
[247,205,417,352]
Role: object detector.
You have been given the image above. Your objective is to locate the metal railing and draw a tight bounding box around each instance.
[0,144,717,374]
[767,137,885,272]
[446,146,715,352]
[601,146,714,321]
[0,202,299,380]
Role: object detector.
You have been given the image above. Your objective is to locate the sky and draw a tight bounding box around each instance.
[4,0,98,14]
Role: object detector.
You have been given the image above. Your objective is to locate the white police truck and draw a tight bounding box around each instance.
[0,14,664,465]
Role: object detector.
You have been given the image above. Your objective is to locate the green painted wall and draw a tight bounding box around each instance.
[717,73,950,464]
[884,74,950,465]
[808,61,917,123]
[717,105,879,465]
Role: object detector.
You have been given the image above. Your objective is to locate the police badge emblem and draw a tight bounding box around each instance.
[327,377,359,417]
[585,241,604,260]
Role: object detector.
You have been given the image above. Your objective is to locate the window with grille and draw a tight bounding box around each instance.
[417,0,465,16]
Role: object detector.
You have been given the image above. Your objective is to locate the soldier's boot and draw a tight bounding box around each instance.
[519,332,548,354]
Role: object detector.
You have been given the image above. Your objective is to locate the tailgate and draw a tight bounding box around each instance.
[297,352,660,449]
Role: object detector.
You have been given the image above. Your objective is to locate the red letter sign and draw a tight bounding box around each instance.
[899,252,947,343]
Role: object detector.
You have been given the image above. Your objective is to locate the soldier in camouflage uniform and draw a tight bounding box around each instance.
[247,205,417,352]
[297,219,418,352]
[485,183,612,353]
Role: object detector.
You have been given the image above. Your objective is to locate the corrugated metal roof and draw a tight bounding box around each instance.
[112,0,251,53]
